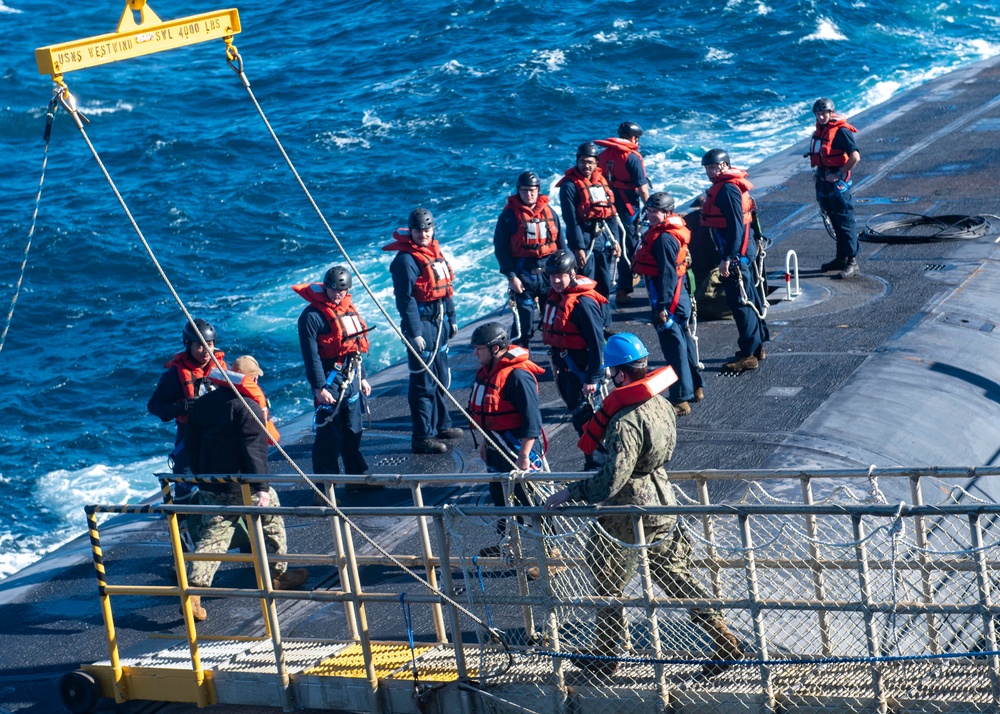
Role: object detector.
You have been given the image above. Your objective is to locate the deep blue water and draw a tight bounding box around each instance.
[0,0,998,576]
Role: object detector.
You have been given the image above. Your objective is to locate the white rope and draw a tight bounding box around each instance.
[224,46,520,470]
[56,76,504,642]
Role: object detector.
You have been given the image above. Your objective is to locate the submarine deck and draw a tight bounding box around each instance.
[5,54,1000,714]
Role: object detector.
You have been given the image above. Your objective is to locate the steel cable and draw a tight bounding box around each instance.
[53,77,510,651]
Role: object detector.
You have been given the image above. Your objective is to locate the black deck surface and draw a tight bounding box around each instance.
[5,55,1000,714]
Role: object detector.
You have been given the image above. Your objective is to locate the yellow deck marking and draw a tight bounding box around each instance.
[303,643,433,679]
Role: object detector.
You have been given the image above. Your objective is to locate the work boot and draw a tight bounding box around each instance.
[181,595,207,622]
[700,619,746,678]
[615,289,632,306]
[527,546,568,580]
[271,568,309,591]
[437,427,464,440]
[692,387,705,403]
[412,438,447,454]
[754,344,766,361]
[672,401,691,417]
[721,355,759,375]
[820,257,846,272]
[835,258,859,279]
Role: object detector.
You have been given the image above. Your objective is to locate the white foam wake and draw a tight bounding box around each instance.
[0,457,165,580]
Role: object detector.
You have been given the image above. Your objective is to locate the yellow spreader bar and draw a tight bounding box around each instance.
[35,0,240,77]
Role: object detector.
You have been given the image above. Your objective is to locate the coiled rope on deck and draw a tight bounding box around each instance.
[859,211,999,242]
[51,75,514,662]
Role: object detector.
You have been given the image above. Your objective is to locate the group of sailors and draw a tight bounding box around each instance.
[143,99,861,622]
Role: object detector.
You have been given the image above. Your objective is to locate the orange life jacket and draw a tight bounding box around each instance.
[292,282,370,359]
[164,350,227,424]
[701,169,754,229]
[208,369,282,445]
[632,216,691,314]
[578,367,678,455]
[382,229,455,302]
[540,277,608,350]
[810,116,858,169]
[505,194,560,259]
[467,346,546,432]
[595,137,642,193]
[557,167,616,222]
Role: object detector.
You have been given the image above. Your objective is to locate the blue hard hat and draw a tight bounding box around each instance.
[603,333,649,368]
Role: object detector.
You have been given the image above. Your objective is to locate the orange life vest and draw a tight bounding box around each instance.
[557,167,616,222]
[632,216,691,314]
[505,194,560,259]
[467,346,546,432]
[578,367,678,455]
[292,282,370,359]
[810,116,858,169]
[540,277,608,350]
[382,229,455,302]
[208,369,282,445]
[595,137,642,193]
[701,169,754,230]
[164,350,227,424]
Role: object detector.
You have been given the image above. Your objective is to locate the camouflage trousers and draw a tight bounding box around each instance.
[188,488,287,588]
[587,518,721,655]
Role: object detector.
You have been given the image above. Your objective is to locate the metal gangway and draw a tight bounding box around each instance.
[62,468,1000,714]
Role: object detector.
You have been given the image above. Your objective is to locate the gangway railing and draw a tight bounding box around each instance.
[72,468,1000,714]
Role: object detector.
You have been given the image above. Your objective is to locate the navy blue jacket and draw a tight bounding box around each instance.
[389,251,456,339]
[493,199,565,275]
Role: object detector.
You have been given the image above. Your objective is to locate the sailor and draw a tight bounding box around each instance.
[632,192,704,415]
[384,208,464,454]
[544,334,744,677]
[557,142,622,298]
[294,266,371,478]
[596,121,652,306]
[147,318,226,500]
[184,356,308,621]
[539,249,610,466]
[809,97,862,278]
[467,322,544,546]
[700,149,770,374]
[493,170,565,347]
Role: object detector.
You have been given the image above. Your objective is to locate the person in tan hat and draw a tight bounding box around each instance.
[184,355,307,622]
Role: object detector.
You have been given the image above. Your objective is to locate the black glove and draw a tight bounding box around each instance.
[449,321,459,339]
[178,397,197,416]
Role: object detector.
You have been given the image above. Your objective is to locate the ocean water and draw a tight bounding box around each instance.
[0,0,998,578]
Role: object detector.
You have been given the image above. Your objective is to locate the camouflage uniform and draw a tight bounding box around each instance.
[567,394,720,655]
[188,488,287,588]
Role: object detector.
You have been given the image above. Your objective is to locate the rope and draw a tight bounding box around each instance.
[221,44,521,470]
[0,94,60,354]
[859,212,999,243]
[535,646,1000,669]
[54,75,508,651]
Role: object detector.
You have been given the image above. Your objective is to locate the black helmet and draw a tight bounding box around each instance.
[576,142,600,159]
[516,171,541,188]
[408,207,435,231]
[545,249,576,275]
[323,265,352,291]
[646,192,675,213]
[812,97,835,113]
[470,322,509,350]
[183,318,216,345]
[618,121,643,139]
[701,148,730,167]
